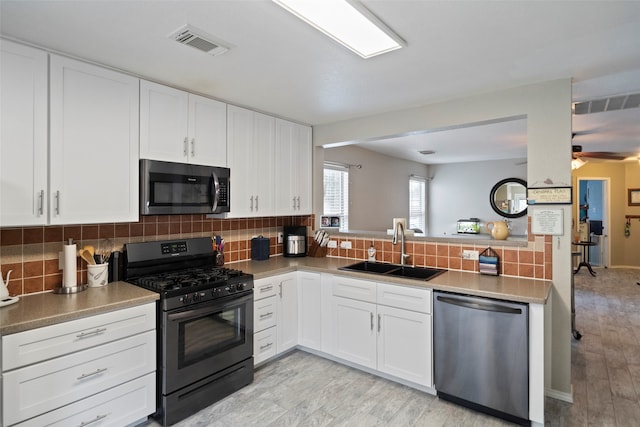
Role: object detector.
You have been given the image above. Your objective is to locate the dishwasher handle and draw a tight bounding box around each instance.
[436,295,522,315]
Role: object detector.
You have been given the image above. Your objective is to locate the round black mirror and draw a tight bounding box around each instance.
[489,178,528,218]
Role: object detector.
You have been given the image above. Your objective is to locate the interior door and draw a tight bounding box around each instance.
[577,177,610,267]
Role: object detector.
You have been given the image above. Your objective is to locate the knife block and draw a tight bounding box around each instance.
[308,241,327,257]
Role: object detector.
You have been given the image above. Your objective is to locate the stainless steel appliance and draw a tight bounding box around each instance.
[434,291,529,425]
[283,225,307,257]
[124,237,253,426]
[140,159,230,215]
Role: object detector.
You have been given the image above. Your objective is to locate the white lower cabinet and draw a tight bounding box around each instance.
[276,273,298,353]
[2,303,156,427]
[297,271,323,351]
[330,275,433,388]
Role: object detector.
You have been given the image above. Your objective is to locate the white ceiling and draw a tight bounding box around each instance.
[1,0,639,164]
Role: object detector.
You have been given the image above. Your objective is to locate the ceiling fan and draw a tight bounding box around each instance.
[572,143,628,161]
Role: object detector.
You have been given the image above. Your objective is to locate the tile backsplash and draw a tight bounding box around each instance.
[0,214,313,296]
[1,215,551,297]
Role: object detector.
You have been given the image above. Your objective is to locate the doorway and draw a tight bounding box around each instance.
[576,178,610,268]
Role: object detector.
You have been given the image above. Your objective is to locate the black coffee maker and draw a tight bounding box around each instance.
[283,226,307,257]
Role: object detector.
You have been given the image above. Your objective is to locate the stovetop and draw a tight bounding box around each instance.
[131,266,246,292]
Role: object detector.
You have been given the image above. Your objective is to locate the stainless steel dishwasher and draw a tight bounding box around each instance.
[433,291,529,425]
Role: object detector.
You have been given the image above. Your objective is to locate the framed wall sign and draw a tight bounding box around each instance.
[629,188,640,206]
[531,208,564,235]
[527,186,572,205]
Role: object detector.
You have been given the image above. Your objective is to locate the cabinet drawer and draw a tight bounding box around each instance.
[254,278,278,300]
[2,302,156,370]
[14,373,155,427]
[254,327,277,365]
[377,283,432,314]
[254,295,277,332]
[3,330,156,426]
[332,276,377,303]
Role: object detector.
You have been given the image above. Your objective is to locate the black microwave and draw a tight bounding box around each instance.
[140,159,230,215]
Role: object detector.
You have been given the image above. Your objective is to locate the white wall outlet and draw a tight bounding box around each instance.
[277,232,283,244]
[462,250,479,260]
[327,240,338,248]
[340,241,352,249]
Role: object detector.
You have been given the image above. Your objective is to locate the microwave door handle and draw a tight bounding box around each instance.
[211,171,220,212]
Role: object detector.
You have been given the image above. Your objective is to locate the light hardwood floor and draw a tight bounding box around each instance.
[147,267,640,426]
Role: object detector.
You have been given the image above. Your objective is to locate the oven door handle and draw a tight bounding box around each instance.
[210,171,220,213]
[168,292,253,321]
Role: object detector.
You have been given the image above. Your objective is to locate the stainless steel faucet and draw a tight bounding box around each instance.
[392,222,410,265]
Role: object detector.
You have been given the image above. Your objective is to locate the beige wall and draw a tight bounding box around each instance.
[313,79,574,399]
[572,161,640,268]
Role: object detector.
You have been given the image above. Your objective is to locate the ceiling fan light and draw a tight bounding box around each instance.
[571,158,588,170]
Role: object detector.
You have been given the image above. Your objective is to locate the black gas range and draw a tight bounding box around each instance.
[124,237,254,426]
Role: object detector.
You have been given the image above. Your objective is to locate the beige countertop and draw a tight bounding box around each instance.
[0,282,159,336]
[230,256,552,305]
[1,257,550,336]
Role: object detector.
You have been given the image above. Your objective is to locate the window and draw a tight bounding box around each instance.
[409,175,426,233]
[323,162,349,231]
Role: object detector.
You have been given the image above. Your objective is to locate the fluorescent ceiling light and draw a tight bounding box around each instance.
[273,0,405,58]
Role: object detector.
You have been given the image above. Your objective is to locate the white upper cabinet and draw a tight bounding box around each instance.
[0,40,48,226]
[274,119,312,215]
[140,80,226,166]
[49,55,139,224]
[226,105,275,217]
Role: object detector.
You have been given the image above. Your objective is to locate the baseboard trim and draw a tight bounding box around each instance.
[609,265,640,270]
[545,386,573,403]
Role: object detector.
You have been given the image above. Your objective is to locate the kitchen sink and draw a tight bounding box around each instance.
[339,261,446,281]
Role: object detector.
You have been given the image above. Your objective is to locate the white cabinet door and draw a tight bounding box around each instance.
[298,271,322,350]
[226,105,274,217]
[276,273,298,353]
[377,305,432,387]
[0,40,48,226]
[254,327,277,365]
[49,55,139,224]
[332,296,377,369]
[140,81,226,166]
[274,119,312,215]
[188,93,227,166]
[139,80,189,163]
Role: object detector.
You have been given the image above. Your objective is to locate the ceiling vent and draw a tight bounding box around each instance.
[573,92,640,115]
[169,25,229,56]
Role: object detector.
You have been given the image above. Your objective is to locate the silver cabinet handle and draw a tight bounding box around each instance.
[54,190,60,215]
[292,197,296,209]
[259,312,274,319]
[183,137,188,156]
[370,312,374,331]
[78,414,109,427]
[297,196,301,210]
[38,190,44,216]
[191,138,195,157]
[260,342,273,351]
[279,283,283,298]
[260,285,273,293]
[77,367,107,381]
[255,195,259,211]
[76,327,107,339]
[378,314,381,333]
[250,195,254,211]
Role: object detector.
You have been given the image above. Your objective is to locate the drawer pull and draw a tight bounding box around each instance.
[76,327,107,339]
[260,285,273,293]
[259,312,274,319]
[260,342,273,351]
[77,367,108,381]
[78,413,109,427]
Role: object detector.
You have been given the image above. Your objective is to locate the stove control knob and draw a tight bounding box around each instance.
[192,293,200,302]
[182,295,191,304]
[237,283,245,290]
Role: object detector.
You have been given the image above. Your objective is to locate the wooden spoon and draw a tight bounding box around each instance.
[79,249,96,265]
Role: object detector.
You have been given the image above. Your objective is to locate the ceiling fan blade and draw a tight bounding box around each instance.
[574,151,629,160]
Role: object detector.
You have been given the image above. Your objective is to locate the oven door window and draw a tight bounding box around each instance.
[149,172,212,208]
[178,298,246,368]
